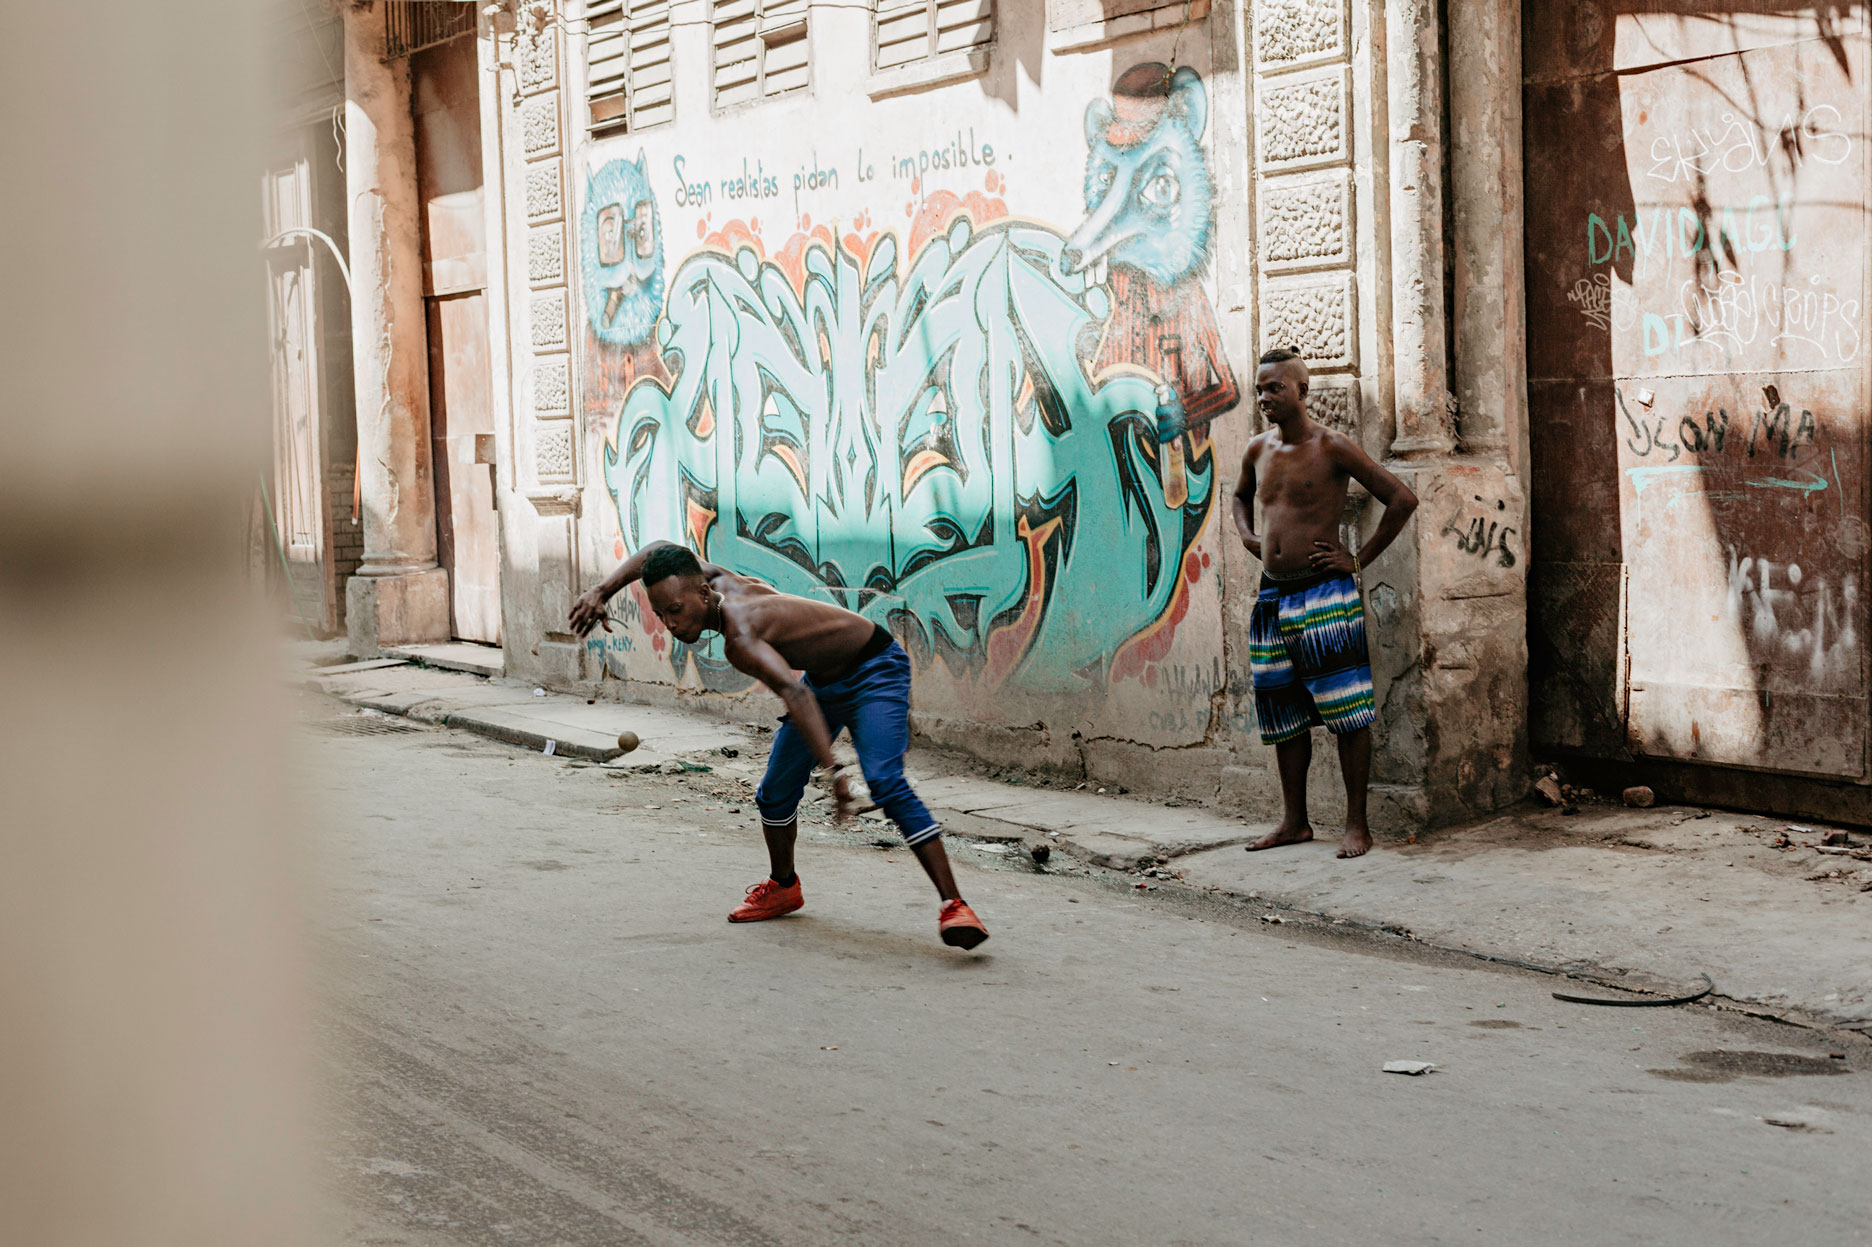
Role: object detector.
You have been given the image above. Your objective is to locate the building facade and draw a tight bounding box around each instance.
[322,0,1870,829]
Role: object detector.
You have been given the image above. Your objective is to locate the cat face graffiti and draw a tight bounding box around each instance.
[581,152,664,347]
[1065,64,1215,287]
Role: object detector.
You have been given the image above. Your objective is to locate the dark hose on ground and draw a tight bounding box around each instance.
[1553,973,1715,1007]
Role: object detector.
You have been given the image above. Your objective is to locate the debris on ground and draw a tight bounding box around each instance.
[1382,1061,1436,1075]
[1533,775,1563,806]
[719,746,739,758]
[1622,785,1655,808]
[1030,844,1051,865]
[616,731,640,752]
[1260,913,1283,924]
[1553,973,1713,1007]
[1821,830,1853,847]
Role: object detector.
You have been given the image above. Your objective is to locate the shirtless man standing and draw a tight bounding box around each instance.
[568,543,989,948]
[1232,349,1418,858]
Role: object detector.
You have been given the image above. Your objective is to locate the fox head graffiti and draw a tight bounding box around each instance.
[581,152,665,348]
[1069,65,1239,447]
[1065,64,1214,287]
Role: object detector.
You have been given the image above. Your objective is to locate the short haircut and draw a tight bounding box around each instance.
[641,543,704,587]
[1258,347,1305,366]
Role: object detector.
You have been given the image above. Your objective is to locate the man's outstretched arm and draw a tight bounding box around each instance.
[569,540,677,636]
[569,540,728,636]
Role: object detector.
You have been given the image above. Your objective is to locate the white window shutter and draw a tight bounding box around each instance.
[627,0,673,130]
[933,0,992,54]
[713,0,760,107]
[586,0,630,130]
[874,0,929,70]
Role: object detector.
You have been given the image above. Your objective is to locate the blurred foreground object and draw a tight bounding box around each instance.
[0,2,319,1244]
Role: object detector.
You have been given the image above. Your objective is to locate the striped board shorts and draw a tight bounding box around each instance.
[1248,570,1377,745]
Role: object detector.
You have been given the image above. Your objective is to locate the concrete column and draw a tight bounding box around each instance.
[1370,0,1528,827]
[343,1,449,652]
[1385,0,1456,458]
[1447,0,1527,468]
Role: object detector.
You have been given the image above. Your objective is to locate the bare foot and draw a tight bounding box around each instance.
[1245,823,1314,851]
[1336,826,1373,858]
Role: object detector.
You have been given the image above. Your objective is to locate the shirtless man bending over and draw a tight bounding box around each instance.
[1232,349,1418,858]
[569,543,989,948]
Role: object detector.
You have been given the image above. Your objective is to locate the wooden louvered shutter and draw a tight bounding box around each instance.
[759,0,809,97]
[712,0,760,107]
[933,0,992,54]
[873,0,928,70]
[627,0,673,129]
[587,0,630,130]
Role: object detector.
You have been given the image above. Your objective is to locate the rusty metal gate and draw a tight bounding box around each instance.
[1524,4,1870,794]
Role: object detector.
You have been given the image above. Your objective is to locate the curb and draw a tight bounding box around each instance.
[433,711,626,763]
[313,677,626,763]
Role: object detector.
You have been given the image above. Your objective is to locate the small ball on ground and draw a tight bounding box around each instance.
[616,730,641,753]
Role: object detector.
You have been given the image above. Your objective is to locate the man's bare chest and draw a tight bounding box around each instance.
[1258,448,1344,506]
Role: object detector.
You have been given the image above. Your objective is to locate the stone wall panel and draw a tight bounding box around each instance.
[535,425,574,481]
[532,356,570,416]
[1256,66,1349,172]
[525,159,563,222]
[1259,169,1352,271]
[1260,273,1356,370]
[530,288,568,350]
[521,92,561,157]
[528,223,565,285]
[1253,0,1345,72]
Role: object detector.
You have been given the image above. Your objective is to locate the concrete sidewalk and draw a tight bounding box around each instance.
[295,646,1872,1032]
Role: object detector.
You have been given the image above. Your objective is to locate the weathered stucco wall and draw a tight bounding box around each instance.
[472,0,1536,828]
[492,1,1262,798]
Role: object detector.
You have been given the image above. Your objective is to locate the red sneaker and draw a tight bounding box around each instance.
[939,899,989,949]
[728,878,803,923]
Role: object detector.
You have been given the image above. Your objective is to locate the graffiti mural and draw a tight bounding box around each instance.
[582,64,1237,699]
[581,152,669,422]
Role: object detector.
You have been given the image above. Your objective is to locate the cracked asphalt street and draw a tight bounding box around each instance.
[304,697,1872,1246]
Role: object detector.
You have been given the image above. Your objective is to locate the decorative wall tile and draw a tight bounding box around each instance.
[525,159,563,222]
[533,356,570,416]
[518,34,559,92]
[1308,383,1358,432]
[528,223,565,285]
[521,93,561,158]
[1260,273,1357,370]
[1259,170,1352,271]
[1254,0,1345,71]
[1257,67,1349,172]
[530,288,568,350]
[535,426,574,481]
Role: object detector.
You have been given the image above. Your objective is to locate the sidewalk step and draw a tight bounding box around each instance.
[385,642,505,678]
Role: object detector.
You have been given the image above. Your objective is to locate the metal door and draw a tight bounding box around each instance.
[1525,4,1869,781]
[413,34,501,644]
[262,147,334,632]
